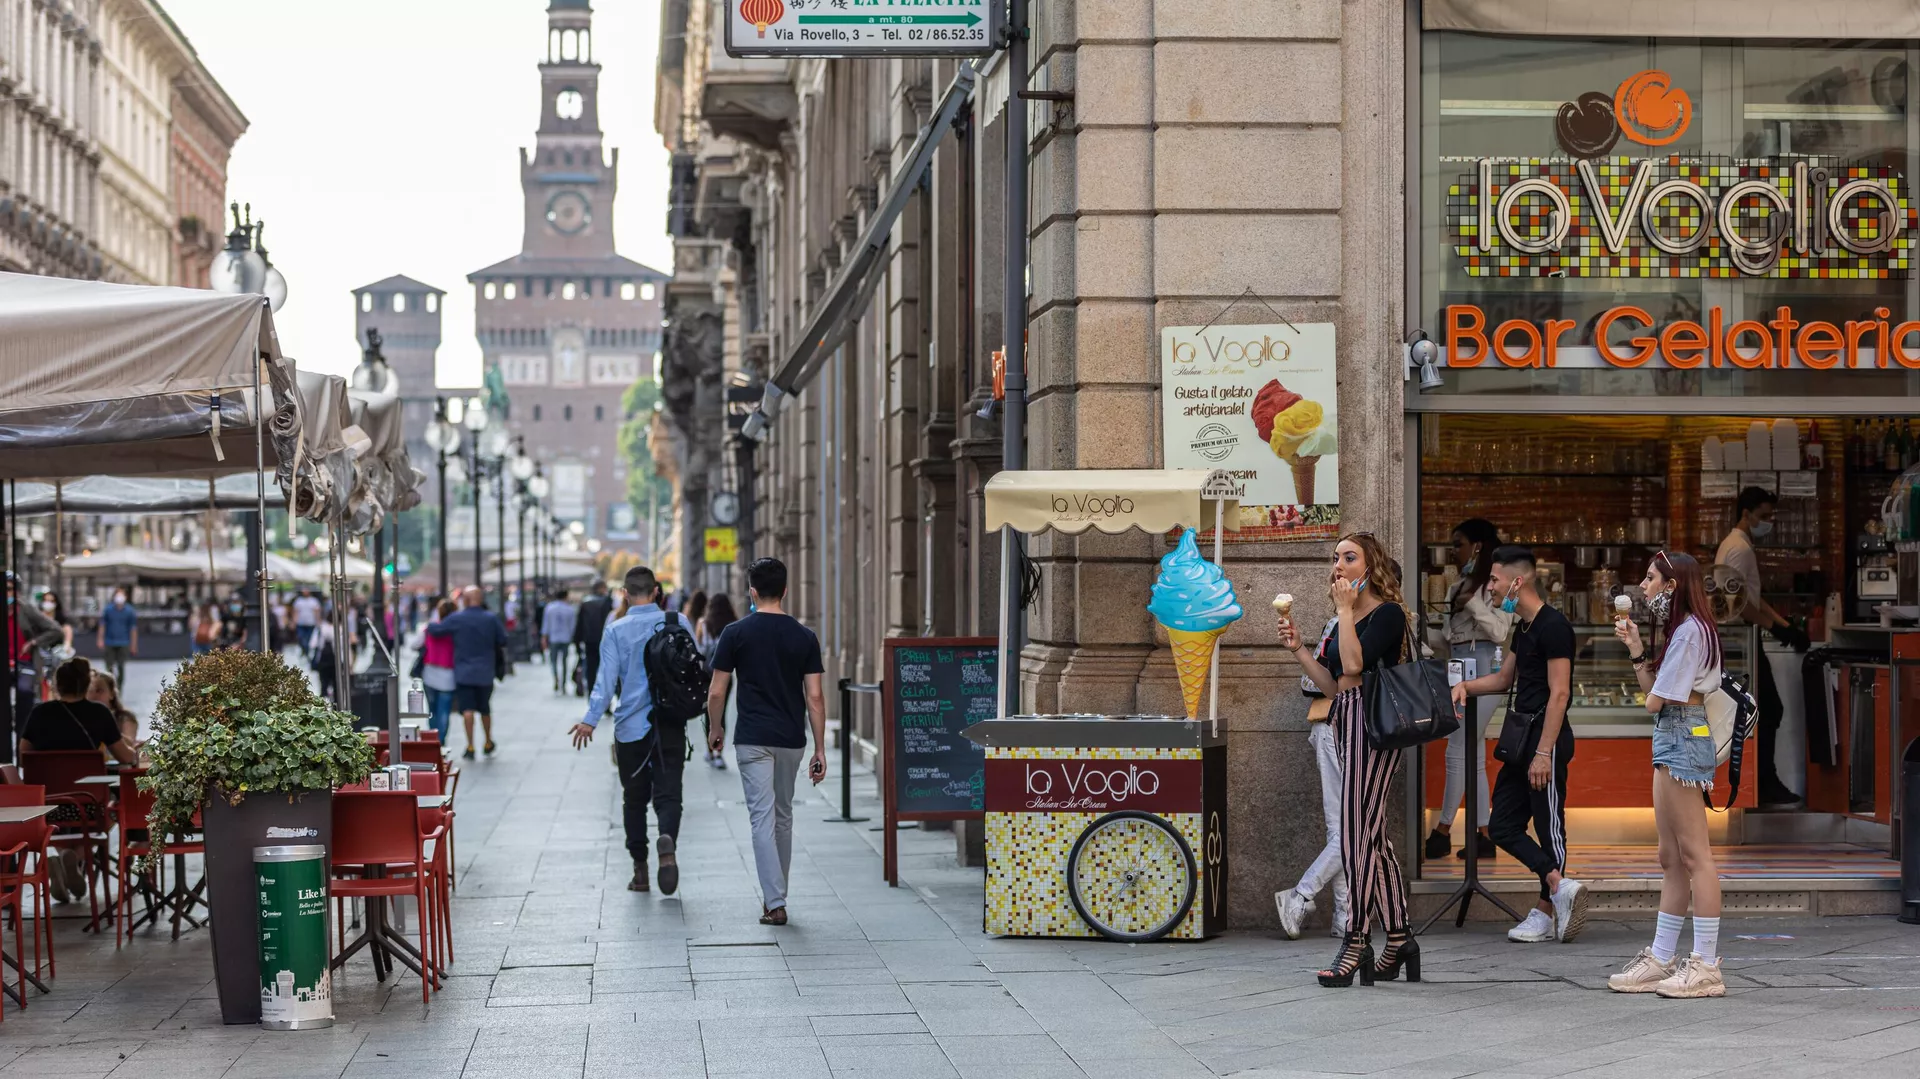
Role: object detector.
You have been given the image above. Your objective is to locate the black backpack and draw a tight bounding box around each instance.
[643,612,711,722]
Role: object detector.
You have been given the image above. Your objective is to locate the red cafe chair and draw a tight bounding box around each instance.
[0,786,53,985]
[329,791,443,1002]
[19,752,112,932]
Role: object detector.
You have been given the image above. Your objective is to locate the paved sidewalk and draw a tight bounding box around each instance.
[5,659,1920,1077]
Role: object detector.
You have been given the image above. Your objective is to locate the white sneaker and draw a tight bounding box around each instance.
[1276,888,1314,940]
[1552,878,1591,942]
[1608,947,1677,993]
[1508,908,1554,942]
[1654,954,1726,999]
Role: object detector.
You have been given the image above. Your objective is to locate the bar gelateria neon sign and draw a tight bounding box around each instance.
[1447,303,1920,370]
[1447,69,1915,279]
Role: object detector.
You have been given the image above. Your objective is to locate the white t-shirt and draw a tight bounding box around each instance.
[1714,529,1764,621]
[1651,616,1722,702]
[292,596,322,627]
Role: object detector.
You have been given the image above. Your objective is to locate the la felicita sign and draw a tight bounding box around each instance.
[726,0,1000,58]
[1160,323,1340,542]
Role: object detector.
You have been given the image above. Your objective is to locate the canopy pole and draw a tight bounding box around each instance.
[205,480,217,587]
[51,480,62,599]
[996,526,1012,720]
[253,343,269,653]
[1208,499,1223,739]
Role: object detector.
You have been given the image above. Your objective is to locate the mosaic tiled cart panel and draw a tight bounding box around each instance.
[983,746,1223,940]
[1446,156,1914,279]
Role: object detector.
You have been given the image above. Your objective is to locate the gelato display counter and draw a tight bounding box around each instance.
[963,716,1226,941]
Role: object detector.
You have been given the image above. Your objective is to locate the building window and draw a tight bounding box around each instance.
[594,404,604,421]
[483,282,496,300]
[504,282,517,300]
[426,293,438,313]
[360,293,372,312]
[391,293,405,313]
[544,278,554,297]
[533,404,542,422]
[620,281,636,300]
[641,282,656,301]
[557,88,584,120]
[564,404,574,421]
[562,281,577,300]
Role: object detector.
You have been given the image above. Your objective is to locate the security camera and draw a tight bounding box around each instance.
[1405,329,1444,392]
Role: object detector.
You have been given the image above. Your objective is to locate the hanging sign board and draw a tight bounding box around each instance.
[725,0,1001,58]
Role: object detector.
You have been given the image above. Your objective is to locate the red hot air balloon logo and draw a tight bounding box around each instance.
[740,0,783,37]
[1554,69,1693,158]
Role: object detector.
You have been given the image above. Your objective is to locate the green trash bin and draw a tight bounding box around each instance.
[254,845,332,1030]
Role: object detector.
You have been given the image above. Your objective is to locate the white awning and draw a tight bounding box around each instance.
[1423,0,1920,39]
[983,469,1242,536]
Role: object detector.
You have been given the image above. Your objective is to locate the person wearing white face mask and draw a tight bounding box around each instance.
[97,587,138,687]
[1716,486,1804,807]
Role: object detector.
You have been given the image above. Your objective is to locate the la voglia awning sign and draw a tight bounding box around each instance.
[1448,69,1914,280]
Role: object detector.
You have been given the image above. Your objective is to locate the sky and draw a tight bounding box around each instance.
[161,0,674,388]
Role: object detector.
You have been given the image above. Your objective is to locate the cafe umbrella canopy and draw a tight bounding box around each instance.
[981,467,1241,731]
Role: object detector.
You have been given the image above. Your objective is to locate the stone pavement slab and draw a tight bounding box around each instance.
[4,656,1920,1076]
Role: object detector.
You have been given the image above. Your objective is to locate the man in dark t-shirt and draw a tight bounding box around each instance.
[707,557,826,925]
[1451,546,1589,944]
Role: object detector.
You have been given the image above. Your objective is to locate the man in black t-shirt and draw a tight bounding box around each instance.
[1451,546,1590,944]
[706,558,826,925]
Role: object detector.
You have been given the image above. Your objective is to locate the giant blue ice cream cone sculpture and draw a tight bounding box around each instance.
[1148,528,1244,720]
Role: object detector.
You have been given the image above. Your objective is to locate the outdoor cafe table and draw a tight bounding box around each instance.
[0,805,54,1005]
[74,773,208,938]
[327,794,448,988]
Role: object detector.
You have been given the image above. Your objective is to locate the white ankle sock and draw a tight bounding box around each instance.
[1691,916,1721,963]
[1651,911,1684,963]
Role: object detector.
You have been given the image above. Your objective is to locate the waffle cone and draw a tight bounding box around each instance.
[1291,455,1321,505]
[1166,626,1228,720]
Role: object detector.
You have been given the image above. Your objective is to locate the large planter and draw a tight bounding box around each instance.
[201,788,332,1025]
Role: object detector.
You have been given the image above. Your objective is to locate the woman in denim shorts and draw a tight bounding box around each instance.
[1609,551,1726,999]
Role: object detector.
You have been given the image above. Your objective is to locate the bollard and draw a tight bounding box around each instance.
[824,678,877,823]
[255,845,333,1029]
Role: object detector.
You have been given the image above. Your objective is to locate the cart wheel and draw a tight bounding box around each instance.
[1065,810,1198,943]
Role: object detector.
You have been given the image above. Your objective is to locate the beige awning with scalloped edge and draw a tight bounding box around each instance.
[983,469,1242,536]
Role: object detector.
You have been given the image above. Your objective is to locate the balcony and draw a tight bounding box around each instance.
[701,43,796,151]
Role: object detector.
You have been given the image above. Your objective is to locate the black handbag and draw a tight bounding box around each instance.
[1492,684,1539,764]
[1362,613,1461,752]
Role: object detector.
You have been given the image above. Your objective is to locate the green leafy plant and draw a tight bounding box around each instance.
[139,650,375,864]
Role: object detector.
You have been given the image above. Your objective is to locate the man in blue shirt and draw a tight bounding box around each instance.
[96,586,138,686]
[427,586,510,760]
[570,566,680,894]
[541,588,578,695]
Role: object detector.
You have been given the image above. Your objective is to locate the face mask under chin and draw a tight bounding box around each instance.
[1648,589,1673,622]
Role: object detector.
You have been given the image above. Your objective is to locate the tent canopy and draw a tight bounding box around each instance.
[8,475,287,514]
[983,469,1243,536]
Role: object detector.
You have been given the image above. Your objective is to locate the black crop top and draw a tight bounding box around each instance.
[1320,603,1407,681]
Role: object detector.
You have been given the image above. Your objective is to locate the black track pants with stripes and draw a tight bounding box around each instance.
[1488,717,1576,900]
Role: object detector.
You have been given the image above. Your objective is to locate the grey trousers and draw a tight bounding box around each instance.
[736,743,805,910]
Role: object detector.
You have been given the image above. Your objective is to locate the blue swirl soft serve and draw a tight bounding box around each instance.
[1147,528,1243,633]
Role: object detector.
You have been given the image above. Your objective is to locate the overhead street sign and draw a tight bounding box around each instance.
[725,0,1001,59]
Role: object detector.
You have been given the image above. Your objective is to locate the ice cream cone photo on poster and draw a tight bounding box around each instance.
[1160,322,1340,510]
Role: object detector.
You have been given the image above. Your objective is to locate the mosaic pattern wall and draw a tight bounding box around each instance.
[983,746,1208,940]
[1445,156,1915,279]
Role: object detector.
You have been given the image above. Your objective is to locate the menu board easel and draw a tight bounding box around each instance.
[882,636,995,885]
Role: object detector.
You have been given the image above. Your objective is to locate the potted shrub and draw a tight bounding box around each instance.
[141,648,376,1024]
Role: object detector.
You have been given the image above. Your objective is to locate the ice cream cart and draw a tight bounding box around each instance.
[964,469,1242,941]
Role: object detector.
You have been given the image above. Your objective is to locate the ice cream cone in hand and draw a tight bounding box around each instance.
[1148,528,1244,721]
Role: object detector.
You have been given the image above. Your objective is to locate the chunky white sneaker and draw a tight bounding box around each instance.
[1507,909,1555,943]
[1276,888,1314,940]
[1608,947,1678,993]
[1654,955,1726,999]
[1552,878,1591,942]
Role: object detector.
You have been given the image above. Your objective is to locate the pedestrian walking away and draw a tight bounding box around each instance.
[96,586,139,687]
[575,580,614,698]
[1451,546,1589,945]
[292,588,322,657]
[428,586,510,760]
[1274,603,1349,940]
[696,593,739,770]
[421,599,459,743]
[571,566,682,893]
[1279,533,1416,988]
[542,588,577,694]
[706,558,826,926]
[1608,550,1728,999]
[1427,518,1510,865]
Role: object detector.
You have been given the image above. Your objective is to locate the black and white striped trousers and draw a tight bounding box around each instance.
[1332,687,1408,936]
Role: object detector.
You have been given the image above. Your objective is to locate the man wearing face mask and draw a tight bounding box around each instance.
[1716,487,1803,807]
[97,587,138,686]
[1451,547,1590,943]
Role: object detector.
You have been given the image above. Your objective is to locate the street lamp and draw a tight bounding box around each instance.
[464,398,489,600]
[354,330,397,660]
[209,202,287,312]
[425,397,461,599]
[528,469,551,596]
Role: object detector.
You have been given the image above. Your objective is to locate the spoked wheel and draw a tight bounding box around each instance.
[1065,810,1198,943]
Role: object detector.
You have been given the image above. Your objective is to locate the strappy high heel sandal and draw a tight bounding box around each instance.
[1318,930,1375,988]
[1375,927,1421,982]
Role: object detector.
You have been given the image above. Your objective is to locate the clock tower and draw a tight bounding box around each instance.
[467,0,669,552]
[522,0,616,258]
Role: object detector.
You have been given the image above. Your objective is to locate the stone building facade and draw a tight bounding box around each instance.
[469,0,669,548]
[657,0,1406,928]
[0,0,105,279]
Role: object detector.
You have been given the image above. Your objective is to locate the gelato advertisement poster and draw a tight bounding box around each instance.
[1160,322,1340,541]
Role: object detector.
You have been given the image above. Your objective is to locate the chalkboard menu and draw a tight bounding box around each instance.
[883,637,995,819]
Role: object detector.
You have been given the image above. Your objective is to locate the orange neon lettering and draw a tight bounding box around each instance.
[1846,319,1875,368]
[1659,320,1707,368]
[1768,306,1798,368]
[1708,305,1724,368]
[1542,319,1577,367]
[1891,323,1920,369]
[1796,321,1843,369]
[1878,310,1893,369]
[1493,320,1543,368]
[1725,320,1772,369]
[1595,306,1655,367]
[1446,305,1487,367]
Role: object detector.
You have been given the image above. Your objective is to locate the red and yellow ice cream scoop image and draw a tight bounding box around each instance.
[1251,380,1301,443]
[1267,400,1324,460]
